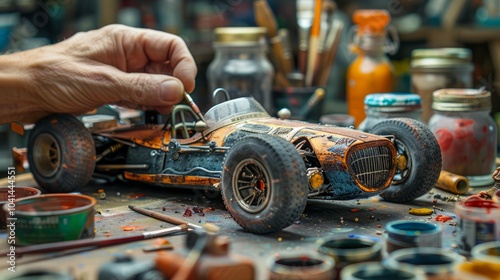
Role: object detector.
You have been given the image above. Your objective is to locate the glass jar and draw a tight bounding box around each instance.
[411,48,474,124]
[358,93,421,132]
[429,89,497,186]
[207,27,274,112]
[346,9,399,127]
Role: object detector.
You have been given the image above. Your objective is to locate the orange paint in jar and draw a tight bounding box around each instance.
[346,9,398,127]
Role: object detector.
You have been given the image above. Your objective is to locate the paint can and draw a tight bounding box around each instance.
[340,261,426,280]
[471,241,500,264]
[384,220,442,253]
[267,252,335,280]
[385,247,464,280]
[3,193,96,245]
[455,198,500,255]
[317,237,383,278]
[0,186,41,229]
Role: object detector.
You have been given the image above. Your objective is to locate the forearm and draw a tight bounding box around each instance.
[0,52,44,125]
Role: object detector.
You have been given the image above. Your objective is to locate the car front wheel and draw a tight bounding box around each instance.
[221,134,308,234]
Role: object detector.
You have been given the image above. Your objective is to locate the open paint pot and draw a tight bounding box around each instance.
[318,237,383,278]
[4,194,96,245]
[455,199,500,255]
[340,261,426,280]
[385,220,442,253]
[0,186,41,229]
[471,241,500,264]
[385,247,464,280]
[267,252,335,280]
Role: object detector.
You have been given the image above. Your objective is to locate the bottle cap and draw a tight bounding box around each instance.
[213,27,267,46]
[411,48,473,69]
[353,10,390,35]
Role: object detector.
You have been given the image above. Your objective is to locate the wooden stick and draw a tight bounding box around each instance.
[305,0,322,87]
[128,205,203,230]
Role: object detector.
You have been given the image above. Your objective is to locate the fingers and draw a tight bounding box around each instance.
[130,27,197,93]
[115,71,185,108]
[92,24,198,93]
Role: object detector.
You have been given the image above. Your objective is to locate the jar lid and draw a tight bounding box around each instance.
[411,48,472,69]
[213,27,267,45]
[364,93,421,107]
[432,89,491,111]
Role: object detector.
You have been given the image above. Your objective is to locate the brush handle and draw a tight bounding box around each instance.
[129,205,202,230]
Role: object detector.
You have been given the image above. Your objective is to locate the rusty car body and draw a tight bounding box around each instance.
[20,94,442,233]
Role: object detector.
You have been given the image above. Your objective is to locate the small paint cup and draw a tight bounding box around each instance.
[471,241,500,264]
[267,252,335,280]
[340,262,426,280]
[318,237,383,278]
[385,220,442,253]
[0,186,41,229]
[4,194,96,245]
[455,199,500,255]
[385,247,464,280]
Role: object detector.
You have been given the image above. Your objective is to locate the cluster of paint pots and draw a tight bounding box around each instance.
[268,219,500,280]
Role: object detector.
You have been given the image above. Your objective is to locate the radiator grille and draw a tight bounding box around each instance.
[347,145,394,189]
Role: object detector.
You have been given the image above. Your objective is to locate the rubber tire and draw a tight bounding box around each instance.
[221,134,308,234]
[370,118,442,202]
[28,114,95,193]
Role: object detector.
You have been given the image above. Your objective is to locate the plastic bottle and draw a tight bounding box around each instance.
[346,10,399,127]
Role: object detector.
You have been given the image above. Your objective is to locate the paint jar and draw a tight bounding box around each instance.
[411,48,474,123]
[0,186,41,229]
[454,260,500,280]
[340,262,426,280]
[317,237,383,278]
[455,199,500,255]
[385,220,442,253]
[346,9,398,127]
[471,241,500,264]
[4,194,97,245]
[357,93,422,132]
[207,27,274,112]
[429,89,497,187]
[385,247,464,280]
[267,252,335,280]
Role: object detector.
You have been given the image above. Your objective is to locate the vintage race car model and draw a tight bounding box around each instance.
[20,90,442,233]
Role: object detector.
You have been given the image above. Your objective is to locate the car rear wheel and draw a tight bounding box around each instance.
[221,135,308,234]
[370,118,442,202]
[28,114,95,193]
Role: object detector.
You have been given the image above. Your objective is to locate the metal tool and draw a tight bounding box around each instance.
[184,92,206,123]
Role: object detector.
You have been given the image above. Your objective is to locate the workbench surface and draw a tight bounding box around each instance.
[0,176,488,279]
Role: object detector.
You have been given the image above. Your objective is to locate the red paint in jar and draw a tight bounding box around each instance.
[429,89,497,187]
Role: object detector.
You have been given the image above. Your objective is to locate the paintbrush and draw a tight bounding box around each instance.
[305,0,322,87]
[299,88,325,118]
[296,0,314,75]
[129,204,210,231]
[3,224,188,256]
[184,92,206,123]
[316,19,344,86]
[254,0,293,76]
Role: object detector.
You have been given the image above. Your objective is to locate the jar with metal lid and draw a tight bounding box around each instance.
[207,27,274,112]
[358,93,422,132]
[428,89,497,186]
[411,48,474,124]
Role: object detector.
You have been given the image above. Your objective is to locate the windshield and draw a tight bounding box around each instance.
[204,97,270,126]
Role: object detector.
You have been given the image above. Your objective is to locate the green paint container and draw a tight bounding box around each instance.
[4,194,96,245]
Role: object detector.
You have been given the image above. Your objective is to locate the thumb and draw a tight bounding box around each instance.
[113,72,185,107]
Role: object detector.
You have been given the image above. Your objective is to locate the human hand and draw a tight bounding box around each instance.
[0,24,197,124]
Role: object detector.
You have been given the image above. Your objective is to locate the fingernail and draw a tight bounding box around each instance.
[160,80,183,102]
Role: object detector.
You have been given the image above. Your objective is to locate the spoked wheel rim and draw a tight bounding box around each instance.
[33,133,61,177]
[232,158,271,213]
[392,138,411,184]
